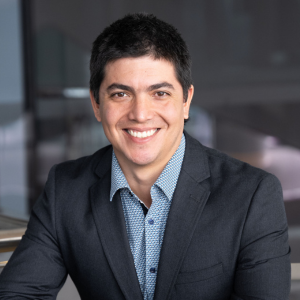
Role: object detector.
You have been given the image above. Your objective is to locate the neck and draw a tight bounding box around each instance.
[115,134,183,207]
[119,162,165,208]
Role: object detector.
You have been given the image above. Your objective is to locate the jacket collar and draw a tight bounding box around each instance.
[94,145,113,179]
[181,130,210,183]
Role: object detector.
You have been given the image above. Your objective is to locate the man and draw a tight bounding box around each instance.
[0,13,290,299]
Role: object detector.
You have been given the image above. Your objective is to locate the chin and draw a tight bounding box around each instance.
[129,153,157,166]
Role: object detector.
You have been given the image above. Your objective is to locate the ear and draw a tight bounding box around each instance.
[183,85,194,120]
[90,90,101,122]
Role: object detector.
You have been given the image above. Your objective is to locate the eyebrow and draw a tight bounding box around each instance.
[106,83,134,93]
[106,82,174,93]
[147,82,175,92]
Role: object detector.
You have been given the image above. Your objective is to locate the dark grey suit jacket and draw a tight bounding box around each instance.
[0,132,291,299]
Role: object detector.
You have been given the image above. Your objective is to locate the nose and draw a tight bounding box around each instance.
[128,95,153,123]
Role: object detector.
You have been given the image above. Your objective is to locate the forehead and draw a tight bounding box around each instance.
[101,56,180,88]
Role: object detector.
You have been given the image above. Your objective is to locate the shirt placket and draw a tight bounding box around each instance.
[121,189,147,296]
[144,188,163,300]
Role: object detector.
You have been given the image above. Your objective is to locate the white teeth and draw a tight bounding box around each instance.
[128,129,157,138]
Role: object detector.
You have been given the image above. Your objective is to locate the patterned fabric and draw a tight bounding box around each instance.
[110,134,186,300]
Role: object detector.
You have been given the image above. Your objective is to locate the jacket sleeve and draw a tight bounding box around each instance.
[231,173,291,300]
[0,165,68,299]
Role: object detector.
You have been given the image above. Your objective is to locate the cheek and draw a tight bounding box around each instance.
[158,101,185,124]
[100,104,125,129]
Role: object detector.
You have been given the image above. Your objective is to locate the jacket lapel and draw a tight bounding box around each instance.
[90,148,143,300]
[154,133,211,300]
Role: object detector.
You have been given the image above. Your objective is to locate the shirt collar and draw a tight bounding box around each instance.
[110,133,186,202]
[153,134,185,201]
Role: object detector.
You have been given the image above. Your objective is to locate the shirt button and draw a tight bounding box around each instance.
[148,219,154,225]
[150,267,156,273]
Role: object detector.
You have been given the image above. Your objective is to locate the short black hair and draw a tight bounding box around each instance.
[90,13,192,103]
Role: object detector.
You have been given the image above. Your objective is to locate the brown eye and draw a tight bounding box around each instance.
[156,91,167,97]
[112,92,128,98]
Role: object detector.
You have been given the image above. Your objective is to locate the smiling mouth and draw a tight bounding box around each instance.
[126,129,158,138]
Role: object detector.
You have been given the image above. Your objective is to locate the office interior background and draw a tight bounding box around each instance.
[1,0,300,298]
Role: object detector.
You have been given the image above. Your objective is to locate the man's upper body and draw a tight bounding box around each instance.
[0,131,290,299]
[0,13,290,299]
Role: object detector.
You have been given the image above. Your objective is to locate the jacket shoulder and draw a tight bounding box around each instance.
[202,144,278,185]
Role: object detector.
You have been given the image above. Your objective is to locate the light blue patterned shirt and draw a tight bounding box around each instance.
[110,134,185,300]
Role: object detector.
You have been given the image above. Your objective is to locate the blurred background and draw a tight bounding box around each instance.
[1,0,300,298]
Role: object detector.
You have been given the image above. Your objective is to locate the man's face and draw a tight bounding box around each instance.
[91,56,193,170]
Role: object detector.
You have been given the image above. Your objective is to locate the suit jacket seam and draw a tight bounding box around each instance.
[238,173,269,254]
[25,232,61,254]
[181,168,199,183]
